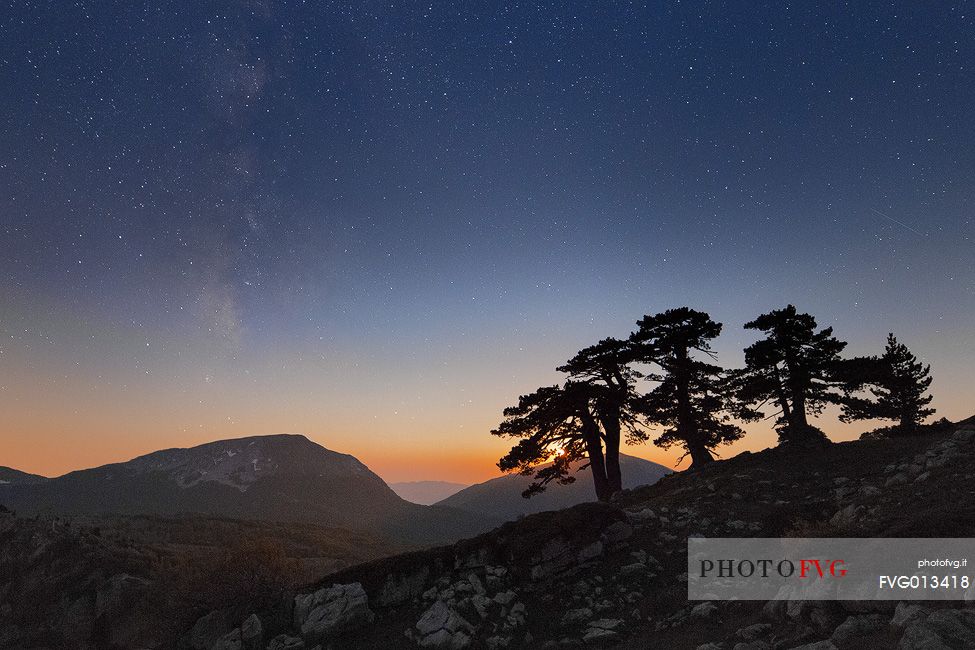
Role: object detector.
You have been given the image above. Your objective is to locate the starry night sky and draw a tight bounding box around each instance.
[1,2,973,482]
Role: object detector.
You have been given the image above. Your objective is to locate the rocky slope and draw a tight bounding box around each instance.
[0,512,406,649]
[183,419,975,650]
[436,454,671,522]
[0,435,498,545]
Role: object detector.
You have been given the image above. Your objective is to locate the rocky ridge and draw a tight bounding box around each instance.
[184,420,975,650]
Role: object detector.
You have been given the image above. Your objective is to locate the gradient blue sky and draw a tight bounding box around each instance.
[1,2,972,482]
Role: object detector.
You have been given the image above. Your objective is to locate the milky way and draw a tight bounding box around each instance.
[1,3,973,481]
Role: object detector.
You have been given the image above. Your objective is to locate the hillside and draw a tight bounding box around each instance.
[0,435,498,545]
[391,481,470,505]
[0,511,406,649]
[179,418,975,649]
[0,466,47,485]
[437,453,671,521]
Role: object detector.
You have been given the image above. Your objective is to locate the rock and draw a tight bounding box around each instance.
[953,428,975,443]
[885,473,910,487]
[695,644,725,650]
[468,573,485,595]
[900,609,975,649]
[829,504,865,529]
[619,562,647,577]
[735,623,771,641]
[507,601,527,627]
[266,635,305,650]
[732,642,770,650]
[211,628,241,650]
[469,593,493,619]
[189,610,232,650]
[690,602,719,621]
[791,642,837,650]
[577,541,604,563]
[240,614,262,650]
[628,508,656,522]
[416,600,474,649]
[840,600,896,615]
[830,614,885,646]
[582,619,623,643]
[858,485,881,498]
[891,602,928,628]
[562,608,594,625]
[762,594,787,621]
[494,590,517,606]
[530,538,575,579]
[378,567,431,606]
[294,583,374,640]
[485,636,511,649]
[95,573,148,619]
[899,624,951,649]
[809,605,846,636]
[601,521,634,545]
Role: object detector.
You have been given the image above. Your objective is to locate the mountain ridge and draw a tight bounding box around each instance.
[0,466,48,485]
[435,453,671,521]
[0,434,497,545]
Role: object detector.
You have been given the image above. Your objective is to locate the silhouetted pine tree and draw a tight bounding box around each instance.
[556,338,648,498]
[840,333,935,435]
[630,308,743,468]
[493,337,648,502]
[734,305,847,445]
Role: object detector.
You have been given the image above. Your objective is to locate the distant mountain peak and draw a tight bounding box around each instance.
[0,433,495,545]
[109,433,368,492]
[436,453,671,521]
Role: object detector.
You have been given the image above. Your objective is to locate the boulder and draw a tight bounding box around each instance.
[900,609,975,649]
[562,608,594,625]
[378,566,431,606]
[735,623,772,641]
[732,642,770,650]
[602,521,634,546]
[830,614,885,646]
[189,610,232,650]
[690,602,719,621]
[577,541,604,563]
[294,583,374,641]
[890,602,928,628]
[415,600,474,649]
[582,618,623,643]
[210,628,241,650]
[266,634,305,650]
[240,614,262,650]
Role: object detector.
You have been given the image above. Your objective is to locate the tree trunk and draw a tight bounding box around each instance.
[688,444,714,468]
[792,393,808,429]
[581,414,612,501]
[783,353,810,432]
[674,345,712,468]
[771,364,793,424]
[602,416,623,495]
